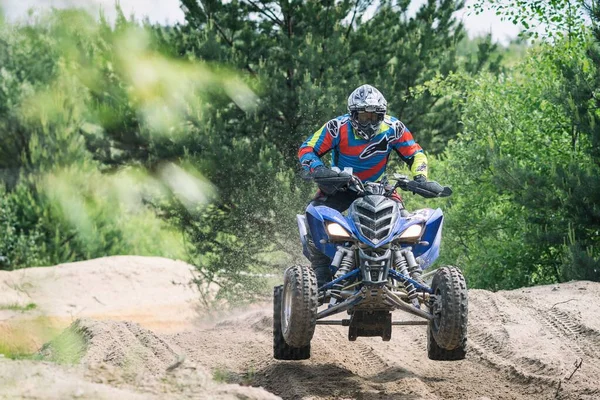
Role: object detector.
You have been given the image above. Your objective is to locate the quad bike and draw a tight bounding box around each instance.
[273,172,468,361]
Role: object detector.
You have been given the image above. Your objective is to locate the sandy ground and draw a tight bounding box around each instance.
[169,281,600,400]
[0,256,206,355]
[1,256,600,399]
[0,256,201,334]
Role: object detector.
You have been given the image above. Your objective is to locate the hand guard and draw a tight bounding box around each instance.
[406,180,453,198]
[311,167,352,195]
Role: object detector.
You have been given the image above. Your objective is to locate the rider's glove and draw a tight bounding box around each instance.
[413,174,427,183]
[310,165,331,178]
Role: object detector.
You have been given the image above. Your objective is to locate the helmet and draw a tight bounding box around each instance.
[347,84,387,140]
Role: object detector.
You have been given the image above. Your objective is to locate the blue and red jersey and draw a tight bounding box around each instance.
[298,114,427,182]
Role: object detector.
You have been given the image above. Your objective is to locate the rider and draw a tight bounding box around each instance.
[298,84,429,286]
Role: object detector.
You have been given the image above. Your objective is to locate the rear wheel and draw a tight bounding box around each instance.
[281,265,318,347]
[427,266,468,360]
[273,285,310,360]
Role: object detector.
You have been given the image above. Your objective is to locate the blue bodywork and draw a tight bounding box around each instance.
[298,201,444,271]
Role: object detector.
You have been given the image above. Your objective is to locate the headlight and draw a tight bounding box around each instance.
[399,224,423,240]
[326,222,351,239]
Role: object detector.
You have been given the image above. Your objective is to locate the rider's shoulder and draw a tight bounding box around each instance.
[383,115,406,139]
[325,114,351,138]
[334,114,351,124]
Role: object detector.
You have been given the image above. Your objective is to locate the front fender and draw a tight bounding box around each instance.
[305,204,352,259]
[297,214,310,259]
[411,208,444,270]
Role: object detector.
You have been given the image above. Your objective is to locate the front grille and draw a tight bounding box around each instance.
[356,205,393,221]
[358,215,393,231]
[350,196,398,243]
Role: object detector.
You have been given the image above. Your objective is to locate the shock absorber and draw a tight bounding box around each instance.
[403,249,424,284]
[393,250,419,306]
[332,247,354,278]
[331,248,355,298]
[337,253,354,278]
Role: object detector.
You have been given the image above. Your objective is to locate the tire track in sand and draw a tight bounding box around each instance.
[467,292,563,383]
[535,308,600,359]
[166,283,600,400]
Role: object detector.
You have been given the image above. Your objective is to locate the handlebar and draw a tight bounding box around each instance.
[348,175,366,195]
[348,174,452,199]
[310,168,452,199]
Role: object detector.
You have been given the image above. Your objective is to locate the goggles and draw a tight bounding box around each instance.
[356,111,384,124]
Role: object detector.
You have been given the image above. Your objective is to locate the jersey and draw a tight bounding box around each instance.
[298,114,428,182]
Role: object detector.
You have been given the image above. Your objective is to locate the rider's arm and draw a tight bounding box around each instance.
[298,120,339,173]
[390,124,428,180]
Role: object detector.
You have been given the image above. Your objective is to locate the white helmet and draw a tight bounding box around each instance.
[347,84,387,140]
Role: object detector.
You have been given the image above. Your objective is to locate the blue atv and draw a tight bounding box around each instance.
[273,173,468,361]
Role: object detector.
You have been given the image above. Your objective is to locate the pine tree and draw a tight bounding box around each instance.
[151,0,499,296]
[175,0,494,155]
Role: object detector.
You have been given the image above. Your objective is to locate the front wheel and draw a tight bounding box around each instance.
[281,265,318,348]
[273,285,310,360]
[428,266,468,360]
[427,327,467,360]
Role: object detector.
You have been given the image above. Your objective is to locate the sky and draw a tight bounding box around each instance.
[0,0,521,44]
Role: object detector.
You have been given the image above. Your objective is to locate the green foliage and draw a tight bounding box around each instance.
[0,303,37,312]
[2,0,599,300]
[0,10,217,270]
[471,0,590,41]
[0,343,36,360]
[146,0,495,300]
[0,184,50,269]
[175,0,496,156]
[38,322,87,364]
[436,26,600,288]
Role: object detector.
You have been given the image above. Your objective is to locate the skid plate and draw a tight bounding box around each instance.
[348,310,392,341]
